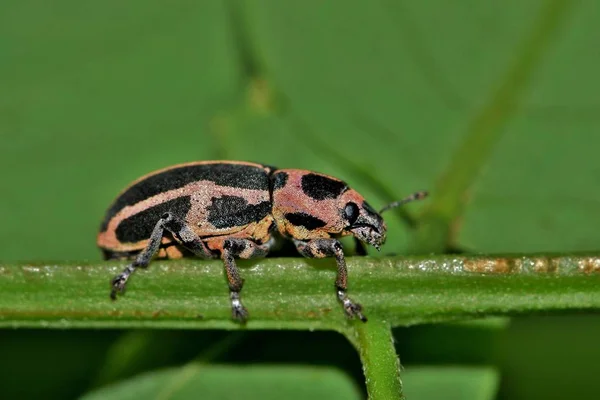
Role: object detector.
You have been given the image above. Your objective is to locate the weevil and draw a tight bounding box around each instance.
[98,161,427,323]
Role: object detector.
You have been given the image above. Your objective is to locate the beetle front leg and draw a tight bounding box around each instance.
[220,237,272,323]
[110,212,214,300]
[293,238,367,322]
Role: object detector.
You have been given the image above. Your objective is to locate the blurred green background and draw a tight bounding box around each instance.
[1,1,599,399]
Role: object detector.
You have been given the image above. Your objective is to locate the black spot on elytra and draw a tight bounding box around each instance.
[271,171,288,190]
[100,163,269,232]
[115,196,192,243]
[207,195,271,229]
[301,173,347,200]
[285,212,327,230]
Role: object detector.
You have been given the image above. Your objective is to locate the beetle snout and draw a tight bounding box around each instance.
[348,210,387,250]
[350,224,386,250]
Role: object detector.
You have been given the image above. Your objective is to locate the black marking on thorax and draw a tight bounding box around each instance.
[100,163,269,232]
[362,201,378,216]
[285,212,327,230]
[301,173,347,200]
[362,201,383,224]
[115,196,192,243]
[270,171,289,191]
[206,195,272,229]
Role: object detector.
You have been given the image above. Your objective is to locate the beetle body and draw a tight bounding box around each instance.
[99,160,427,322]
[99,161,274,260]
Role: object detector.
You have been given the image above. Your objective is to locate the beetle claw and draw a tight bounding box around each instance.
[110,273,128,300]
[343,300,367,323]
[232,305,249,324]
[338,289,367,322]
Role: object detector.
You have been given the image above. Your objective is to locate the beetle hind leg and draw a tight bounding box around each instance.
[110,212,214,300]
[293,238,367,322]
[219,237,272,323]
[110,216,167,300]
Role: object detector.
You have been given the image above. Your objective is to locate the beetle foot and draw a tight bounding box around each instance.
[110,273,128,300]
[343,301,367,322]
[231,304,249,323]
[338,290,367,322]
[230,291,248,323]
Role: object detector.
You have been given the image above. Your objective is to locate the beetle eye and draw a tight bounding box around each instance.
[343,202,360,224]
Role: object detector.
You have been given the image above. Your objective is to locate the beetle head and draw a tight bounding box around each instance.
[340,190,428,250]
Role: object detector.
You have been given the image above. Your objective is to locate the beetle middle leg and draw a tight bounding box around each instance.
[219,237,273,323]
[293,238,367,322]
[110,212,214,300]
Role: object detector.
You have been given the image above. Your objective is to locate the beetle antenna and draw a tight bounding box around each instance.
[380,191,428,214]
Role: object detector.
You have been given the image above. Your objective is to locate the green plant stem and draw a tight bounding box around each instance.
[1,254,599,329]
[348,320,404,399]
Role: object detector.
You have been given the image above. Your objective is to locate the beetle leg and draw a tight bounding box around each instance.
[110,215,168,299]
[293,238,366,322]
[220,237,273,323]
[110,212,214,300]
[162,213,215,259]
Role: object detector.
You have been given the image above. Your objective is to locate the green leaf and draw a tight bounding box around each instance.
[0,330,121,399]
[234,0,598,256]
[2,0,598,263]
[402,366,499,400]
[81,365,361,400]
[91,331,245,388]
[2,1,600,399]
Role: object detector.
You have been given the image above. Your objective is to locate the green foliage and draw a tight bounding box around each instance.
[82,365,362,400]
[402,366,499,400]
[1,0,599,398]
